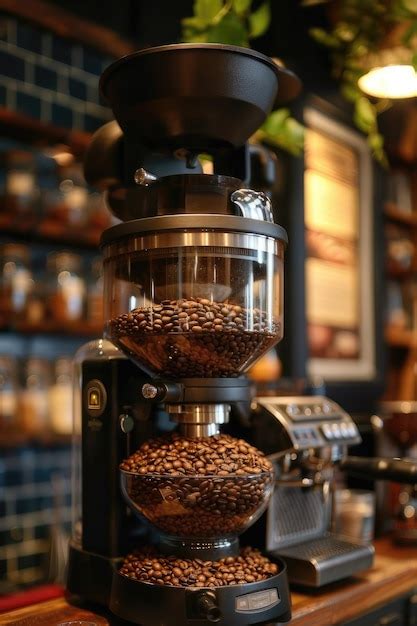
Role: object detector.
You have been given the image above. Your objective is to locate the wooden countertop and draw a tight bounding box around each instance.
[1,539,417,626]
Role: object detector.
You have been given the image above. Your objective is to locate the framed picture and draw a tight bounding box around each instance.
[304,107,375,381]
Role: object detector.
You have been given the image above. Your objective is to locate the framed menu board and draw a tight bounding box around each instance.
[304,108,375,381]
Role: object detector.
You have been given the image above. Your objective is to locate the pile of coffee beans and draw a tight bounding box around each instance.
[120,434,274,537]
[120,433,273,476]
[120,547,279,587]
[108,298,279,377]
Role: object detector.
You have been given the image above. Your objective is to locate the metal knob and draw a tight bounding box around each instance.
[119,414,134,433]
[134,167,158,186]
[142,383,159,399]
[195,591,221,623]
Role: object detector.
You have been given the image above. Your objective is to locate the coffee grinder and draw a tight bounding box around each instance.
[67,44,301,625]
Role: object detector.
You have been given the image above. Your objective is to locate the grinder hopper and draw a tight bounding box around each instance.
[89,44,299,380]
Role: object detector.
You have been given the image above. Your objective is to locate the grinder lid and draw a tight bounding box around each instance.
[100,43,301,150]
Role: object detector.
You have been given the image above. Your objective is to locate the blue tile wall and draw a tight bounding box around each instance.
[68,76,87,101]
[16,22,43,55]
[16,91,42,119]
[0,13,115,591]
[34,65,57,91]
[0,48,25,80]
[0,445,71,590]
[0,14,114,132]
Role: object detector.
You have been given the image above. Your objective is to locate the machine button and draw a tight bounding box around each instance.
[286,404,299,417]
[236,589,279,612]
[304,407,312,416]
[314,405,323,415]
[321,424,334,440]
[120,414,134,433]
[322,402,332,414]
[85,379,107,417]
[347,423,358,437]
[340,423,350,438]
[236,597,249,611]
[331,423,341,438]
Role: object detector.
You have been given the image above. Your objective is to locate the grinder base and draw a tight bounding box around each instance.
[110,555,291,626]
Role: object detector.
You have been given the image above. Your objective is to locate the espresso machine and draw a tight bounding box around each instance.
[67,44,302,625]
[249,395,375,587]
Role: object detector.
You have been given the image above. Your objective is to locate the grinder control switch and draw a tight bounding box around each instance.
[236,588,280,612]
[85,379,107,417]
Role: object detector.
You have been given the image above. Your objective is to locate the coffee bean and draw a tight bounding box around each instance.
[120,547,279,588]
[108,297,280,378]
[120,433,274,538]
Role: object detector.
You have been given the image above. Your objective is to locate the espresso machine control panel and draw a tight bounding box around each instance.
[252,396,361,458]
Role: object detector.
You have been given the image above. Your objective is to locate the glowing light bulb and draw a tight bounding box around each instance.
[358,65,417,99]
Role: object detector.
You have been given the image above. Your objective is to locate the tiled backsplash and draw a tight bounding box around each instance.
[0,11,113,593]
[0,14,113,132]
[0,445,71,591]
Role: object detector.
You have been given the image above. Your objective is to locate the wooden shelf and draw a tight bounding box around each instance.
[387,264,417,280]
[385,326,417,348]
[0,221,103,250]
[0,432,71,448]
[0,108,92,157]
[0,0,135,58]
[0,319,103,337]
[384,202,417,227]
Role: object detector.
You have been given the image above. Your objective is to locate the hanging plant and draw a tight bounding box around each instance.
[307,0,417,166]
[181,0,305,156]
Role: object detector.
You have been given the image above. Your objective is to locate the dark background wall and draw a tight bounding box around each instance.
[50,0,335,97]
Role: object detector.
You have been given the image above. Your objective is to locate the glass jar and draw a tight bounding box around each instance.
[47,251,86,323]
[20,357,51,437]
[103,222,285,379]
[49,357,73,435]
[3,149,37,217]
[87,257,104,327]
[0,355,18,434]
[0,243,33,322]
[41,162,88,237]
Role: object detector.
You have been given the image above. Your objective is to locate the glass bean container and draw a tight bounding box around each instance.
[20,357,51,437]
[47,251,86,323]
[0,355,18,434]
[0,243,33,321]
[3,149,37,216]
[87,257,104,326]
[102,219,285,379]
[49,357,73,435]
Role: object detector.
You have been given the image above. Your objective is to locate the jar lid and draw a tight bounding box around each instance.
[47,251,82,273]
[0,243,30,262]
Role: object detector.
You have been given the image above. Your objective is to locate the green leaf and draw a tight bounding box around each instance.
[285,117,305,147]
[183,30,210,42]
[334,22,357,42]
[232,0,252,16]
[262,108,290,135]
[403,0,417,15]
[194,0,224,24]
[341,82,361,103]
[402,19,417,45]
[182,16,207,28]
[354,97,377,134]
[412,52,417,71]
[206,13,249,46]
[309,27,341,48]
[248,2,271,38]
[368,132,383,151]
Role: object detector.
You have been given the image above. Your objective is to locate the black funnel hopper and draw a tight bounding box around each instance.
[100,43,301,151]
